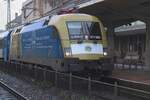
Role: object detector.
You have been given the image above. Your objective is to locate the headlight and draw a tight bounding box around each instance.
[65,52,72,56]
[103,48,108,56]
[103,52,108,56]
[64,47,72,56]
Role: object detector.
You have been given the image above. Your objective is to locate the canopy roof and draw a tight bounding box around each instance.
[79,0,150,27]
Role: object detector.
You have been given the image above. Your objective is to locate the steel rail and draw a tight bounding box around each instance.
[0,81,28,100]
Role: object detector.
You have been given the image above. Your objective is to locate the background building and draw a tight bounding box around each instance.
[115,21,146,63]
[22,0,78,23]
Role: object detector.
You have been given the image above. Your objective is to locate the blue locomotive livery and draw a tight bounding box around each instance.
[0,13,113,74]
[0,31,11,62]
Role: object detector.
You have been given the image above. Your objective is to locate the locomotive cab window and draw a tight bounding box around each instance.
[16,28,22,33]
[15,28,22,34]
[67,21,102,40]
[43,20,50,26]
[67,22,82,35]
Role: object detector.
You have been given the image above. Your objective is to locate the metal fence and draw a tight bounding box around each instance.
[1,61,150,100]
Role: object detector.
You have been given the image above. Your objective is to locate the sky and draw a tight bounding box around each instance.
[0,0,27,30]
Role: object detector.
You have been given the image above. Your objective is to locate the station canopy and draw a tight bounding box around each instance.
[78,0,150,27]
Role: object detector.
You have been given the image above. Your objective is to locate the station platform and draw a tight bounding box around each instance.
[112,69,150,85]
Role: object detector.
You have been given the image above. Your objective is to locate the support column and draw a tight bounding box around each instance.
[145,21,150,71]
[107,27,115,58]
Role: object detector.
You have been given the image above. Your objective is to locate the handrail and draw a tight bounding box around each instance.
[38,66,150,97]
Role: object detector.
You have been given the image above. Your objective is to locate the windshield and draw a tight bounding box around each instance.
[67,21,102,40]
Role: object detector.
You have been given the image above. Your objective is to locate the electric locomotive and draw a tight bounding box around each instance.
[7,13,113,74]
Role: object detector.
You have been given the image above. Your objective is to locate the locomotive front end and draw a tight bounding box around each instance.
[55,14,113,73]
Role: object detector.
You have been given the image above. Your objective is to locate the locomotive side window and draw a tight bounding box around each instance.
[43,20,50,26]
[16,28,22,33]
[67,21,102,40]
[14,28,22,35]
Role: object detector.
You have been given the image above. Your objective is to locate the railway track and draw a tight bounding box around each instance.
[1,61,150,100]
[0,81,28,100]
